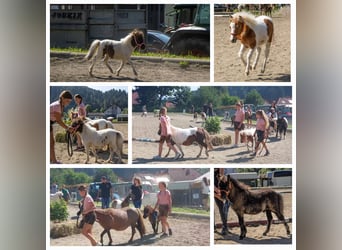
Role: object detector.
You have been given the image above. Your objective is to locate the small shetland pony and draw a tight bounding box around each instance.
[239,128,256,151]
[229,12,274,76]
[87,118,114,131]
[276,116,288,139]
[85,29,145,77]
[165,125,213,158]
[221,175,291,240]
[71,119,124,164]
[95,207,146,245]
[111,194,131,209]
[143,205,160,234]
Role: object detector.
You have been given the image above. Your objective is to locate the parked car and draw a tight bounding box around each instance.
[145,30,170,53]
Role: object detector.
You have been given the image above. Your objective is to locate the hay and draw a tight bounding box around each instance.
[50,221,81,239]
[211,134,232,146]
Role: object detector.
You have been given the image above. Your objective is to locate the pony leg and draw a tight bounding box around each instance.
[245,48,255,76]
[178,145,184,158]
[88,56,97,77]
[100,229,107,246]
[275,211,291,236]
[84,147,90,164]
[261,42,271,73]
[128,59,138,76]
[263,210,273,236]
[107,230,113,246]
[115,61,124,76]
[103,55,114,74]
[237,214,247,239]
[105,147,113,163]
[252,47,262,70]
[238,44,247,66]
[129,225,136,242]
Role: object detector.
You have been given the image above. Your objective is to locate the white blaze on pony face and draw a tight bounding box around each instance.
[229,21,237,43]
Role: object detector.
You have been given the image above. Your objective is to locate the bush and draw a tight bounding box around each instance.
[50,199,69,222]
[55,131,67,143]
[204,117,221,134]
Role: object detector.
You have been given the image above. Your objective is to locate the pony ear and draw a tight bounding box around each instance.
[238,15,244,22]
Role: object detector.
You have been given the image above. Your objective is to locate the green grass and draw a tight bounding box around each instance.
[172,206,209,215]
[50,47,209,60]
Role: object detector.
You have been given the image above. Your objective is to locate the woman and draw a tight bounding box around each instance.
[154,181,172,238]
[78,185,100,246]
[73,94,87,151]
[233,101,245,147]
[153,107,181,160]
[201,177,210,211]
[50,90,74,164]
[130,177,144,208]
[251,110,270,156]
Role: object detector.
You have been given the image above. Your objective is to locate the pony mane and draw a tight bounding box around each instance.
[229,176,251,191]
[233,12,258,28]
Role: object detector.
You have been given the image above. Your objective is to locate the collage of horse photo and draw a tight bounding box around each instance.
[48,2,295,249]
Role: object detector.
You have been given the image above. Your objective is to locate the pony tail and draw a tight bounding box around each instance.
[203,129,213,150]
[85,40,101,60]
[137,209,146,235]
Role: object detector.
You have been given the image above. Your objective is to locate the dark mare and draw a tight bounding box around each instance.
[222,175,291,239]
[142,205,160,234]
[95,207,146,245]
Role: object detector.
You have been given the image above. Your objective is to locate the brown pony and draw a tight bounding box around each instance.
[95,207,146,245]
[142,205,160,234]
[223,175,291,239]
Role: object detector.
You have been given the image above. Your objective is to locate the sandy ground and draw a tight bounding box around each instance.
[214,189,292,244]
[214,6,291,82]
[132,113,292,164]
[52,123,128,164]
[50,53,210,82]
[50,204,209,246]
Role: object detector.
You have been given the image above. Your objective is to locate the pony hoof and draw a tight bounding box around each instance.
[245,71,250,76]
[239,236,244,240]
[263,232,268,236]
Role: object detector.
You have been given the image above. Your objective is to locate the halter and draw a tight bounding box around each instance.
[133,33,145,48]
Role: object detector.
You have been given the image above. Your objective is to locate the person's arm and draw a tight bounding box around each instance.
[141,186,144,200]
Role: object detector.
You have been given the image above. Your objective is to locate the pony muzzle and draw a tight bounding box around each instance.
[230,34,237,43]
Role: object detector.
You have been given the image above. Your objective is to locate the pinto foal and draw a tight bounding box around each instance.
[229,12,274,76]
[85,29,145,77]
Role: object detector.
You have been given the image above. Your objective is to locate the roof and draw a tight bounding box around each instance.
[167,168,202,182]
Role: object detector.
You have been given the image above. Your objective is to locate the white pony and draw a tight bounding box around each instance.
[87,118,114,131]
[229,12,274,76]
[85,29,145,77]
[164,125,213,158]
[50,191,63,202]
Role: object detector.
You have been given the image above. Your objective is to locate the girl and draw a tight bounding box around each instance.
[153,107,181,160]
[130,177,144,208]
[251,110,270,156]
[73,94,87,151]
[50,90,74,164]
[246,105,253,128]
[78,185,100,246]
[233,101,245,147]
[154,181,173,238]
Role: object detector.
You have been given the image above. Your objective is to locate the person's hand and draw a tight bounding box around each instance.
[67,126,74,133]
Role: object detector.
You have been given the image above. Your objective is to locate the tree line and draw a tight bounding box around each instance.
[133,86,291,112]
[50,86,128,113]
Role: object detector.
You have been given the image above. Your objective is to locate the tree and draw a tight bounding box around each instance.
[173,87,192,112]
[93,169,119,183]
[244,89,264,106]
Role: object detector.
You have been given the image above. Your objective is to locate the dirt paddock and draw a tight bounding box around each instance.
[50,53,210,82]
[132,113,292,164]
[50,204,209,246]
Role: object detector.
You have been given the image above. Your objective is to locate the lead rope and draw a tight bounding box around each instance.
[66,131,73,157]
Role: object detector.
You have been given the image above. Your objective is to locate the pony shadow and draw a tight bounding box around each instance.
[113,233,162,246]
[246,73,291,82]
[92,75,145,82]
[225,150,253,163]
[211,147,229,152]
[133,157,179,164]
[216,233,292,244]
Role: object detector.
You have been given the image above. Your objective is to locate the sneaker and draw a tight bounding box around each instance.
[168,228,172,236]
[232,144,238,148]
[250,152,256,157]
[153,155,162,160]
[160,233,168,238]
[174,153,181,160]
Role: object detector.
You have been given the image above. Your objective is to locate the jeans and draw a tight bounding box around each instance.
[101,197,110,209]
[215,197,230,230]
[133,199,142,208]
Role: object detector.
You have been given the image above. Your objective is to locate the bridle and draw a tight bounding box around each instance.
[133,33,145,48]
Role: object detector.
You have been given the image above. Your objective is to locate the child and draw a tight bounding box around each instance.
[233,101,245,147]
[154,181,173,237]
[153,107,181,160]
[251,110,270,156]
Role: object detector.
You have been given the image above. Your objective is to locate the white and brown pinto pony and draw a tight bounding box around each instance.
[85,29,145,77]
[229,12,274,76]
[165,125,213,158]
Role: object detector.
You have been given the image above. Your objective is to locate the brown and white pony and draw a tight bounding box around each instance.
[164,125,213,158]
[85,29,145,77]
[229,12,274,76]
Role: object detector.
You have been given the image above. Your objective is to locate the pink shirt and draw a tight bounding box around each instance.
[82,193,96,215]
[50,100,61,121]
[234,109,245,123]
[157,189,172,206]
[160,115,172,136]
[256,118,266,131]
[77,103,87,118]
